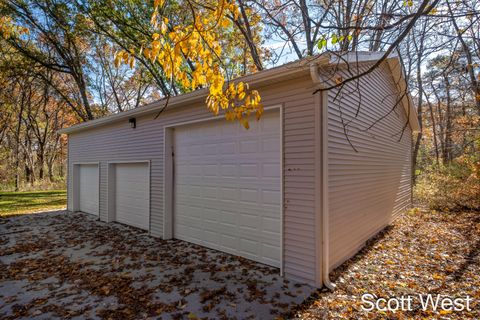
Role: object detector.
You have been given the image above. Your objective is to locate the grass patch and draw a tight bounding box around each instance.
[0,190,66,217]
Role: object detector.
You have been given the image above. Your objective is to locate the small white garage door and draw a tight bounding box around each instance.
[78,164,99,216]
[174,110,281,267]
[114,163,150,230]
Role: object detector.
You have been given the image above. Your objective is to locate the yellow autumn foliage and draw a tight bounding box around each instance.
[114,0,262,129]
[0,16,28,39]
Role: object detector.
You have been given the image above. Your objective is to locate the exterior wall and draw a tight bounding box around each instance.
[326,62,413,269]
[67,74,319,284]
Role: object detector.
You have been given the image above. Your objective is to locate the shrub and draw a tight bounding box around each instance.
[414,155,480,211]
[0,178,66,192]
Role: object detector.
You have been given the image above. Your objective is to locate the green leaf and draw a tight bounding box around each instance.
[331,34,338,45]
[317,38,327,50]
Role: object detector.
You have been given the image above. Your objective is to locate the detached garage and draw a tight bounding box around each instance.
[59,53,419,287]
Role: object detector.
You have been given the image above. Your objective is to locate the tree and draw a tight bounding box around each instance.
[2,0,99,120]
[110,0,266,128]
[90,39,158,113]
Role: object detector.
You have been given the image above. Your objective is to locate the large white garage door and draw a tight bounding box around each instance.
[174,110,281,267]
[114,163,150,230]
[78,164,99,216]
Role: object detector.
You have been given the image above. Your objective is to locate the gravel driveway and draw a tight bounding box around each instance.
[0,211,315,319]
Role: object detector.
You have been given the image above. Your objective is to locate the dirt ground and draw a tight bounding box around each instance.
[292,208,480,319]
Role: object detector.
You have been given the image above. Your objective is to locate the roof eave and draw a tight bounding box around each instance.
[385,57,420,132]
[57,57,323,135]
[58,52,420,135]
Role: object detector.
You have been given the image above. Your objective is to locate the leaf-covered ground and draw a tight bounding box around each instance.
[292,208,480,319]
[0,191,66,217]
[0,211,314,319]
[1,208,478,319]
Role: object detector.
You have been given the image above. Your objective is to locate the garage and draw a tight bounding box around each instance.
[61,54,419,285]
[173,110,282,267]
[77,164,99,216]
[113,162,150,230]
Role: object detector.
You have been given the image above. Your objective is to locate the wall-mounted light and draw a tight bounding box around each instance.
[129,118,136,129]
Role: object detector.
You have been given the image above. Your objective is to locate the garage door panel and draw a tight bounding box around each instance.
[262,190,281,205]
[262,138,282,152]
[240,140,259,153]
[263,217,281,233]
[263,163,281,177]
[201,186,218,199]
[263,246,281,263]
[220,165,237,176]
[220,143,235,154]
[176,199,279,217]
[116,202,148,212]
[116,190,148,201]
[240,189,258,202]
[115,163,149,230]
[221,235,238,251]
[202,144,218,154]
[176,177,279,189]
[174,110,281,267]
[78,164,99,216]
[218,221,237,234]
[240,238,258,255]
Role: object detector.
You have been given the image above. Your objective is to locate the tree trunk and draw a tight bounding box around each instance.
[427,98,440,166]
[14,113,23,191]
[38,151,45,180]
[412,38,424,184]
[74,73,94,120]
[443,75,453,163]
[48,160,55,182]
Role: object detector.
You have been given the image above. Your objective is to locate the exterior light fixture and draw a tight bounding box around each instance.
[129,118,136,128]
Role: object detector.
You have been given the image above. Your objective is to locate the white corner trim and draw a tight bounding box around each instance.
[309,64,336,290]
[313,90,323,287]
[279,103,284,276]
[320,89,335,290]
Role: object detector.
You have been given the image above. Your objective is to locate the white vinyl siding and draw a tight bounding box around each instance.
[66,61,414,286]
[67,74,319,284]
[114,163,150,230]
[78,164,99,216]
[173,110,281,267]
[327,62,412,269]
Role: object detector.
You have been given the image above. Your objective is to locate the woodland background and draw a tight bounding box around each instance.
[0,0,478,210]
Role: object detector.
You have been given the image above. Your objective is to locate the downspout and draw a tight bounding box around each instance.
[310,63,336,291]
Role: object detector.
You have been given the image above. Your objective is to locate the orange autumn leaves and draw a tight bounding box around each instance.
[0,16,28,39]
[114,0,263,129]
